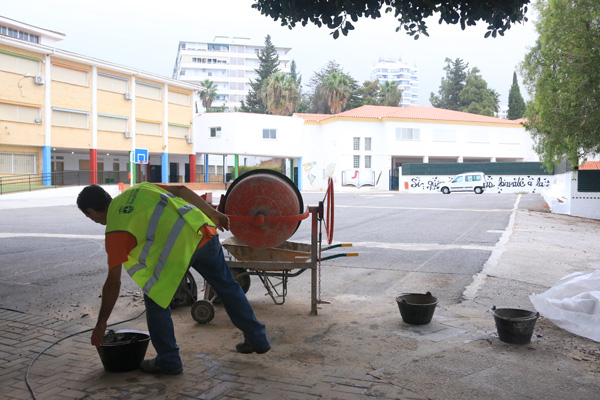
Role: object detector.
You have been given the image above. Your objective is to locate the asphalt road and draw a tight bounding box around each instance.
[0,190,546,325]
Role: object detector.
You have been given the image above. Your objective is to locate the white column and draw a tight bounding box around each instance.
[163,84,169,151]
[423,155,429,163]
[458,156,464,163]
[44,54,51,146]
[91,66,97,150]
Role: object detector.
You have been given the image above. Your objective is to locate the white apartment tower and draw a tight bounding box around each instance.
[173,36,292,112]
[370,58,419,107]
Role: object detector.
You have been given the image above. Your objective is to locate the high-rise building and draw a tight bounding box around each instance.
[173,36,292,112]
[370,58,419,107]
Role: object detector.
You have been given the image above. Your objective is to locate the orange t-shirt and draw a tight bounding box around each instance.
[106,225,218,270]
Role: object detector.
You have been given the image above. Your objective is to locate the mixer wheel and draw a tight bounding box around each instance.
[191,300,215,324]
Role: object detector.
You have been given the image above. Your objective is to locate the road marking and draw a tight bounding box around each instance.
[463,194,521,300]
[0,233,103,240]
[349,241,493,251]
[487,230,505,233]
[336,205,511,212]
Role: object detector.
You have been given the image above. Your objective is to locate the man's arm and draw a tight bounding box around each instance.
[160,184,230,231]
[91,265,122,346]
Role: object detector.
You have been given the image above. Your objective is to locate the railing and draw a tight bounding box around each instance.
[0,170,128,195]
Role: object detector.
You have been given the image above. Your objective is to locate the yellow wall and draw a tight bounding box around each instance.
[0,120,44,147]
[1,41,196,176]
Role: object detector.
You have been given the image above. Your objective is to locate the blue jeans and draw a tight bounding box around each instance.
[144,236,269,369]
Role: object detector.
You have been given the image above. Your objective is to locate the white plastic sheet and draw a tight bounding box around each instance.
[529,270,600,342]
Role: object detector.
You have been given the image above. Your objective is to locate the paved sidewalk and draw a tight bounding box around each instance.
[1,190,599,399]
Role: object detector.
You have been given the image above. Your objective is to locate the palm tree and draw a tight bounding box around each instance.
[322,71,351,114]
[198,79,218,112]
[379,81,402,107]
[260,72,299,115]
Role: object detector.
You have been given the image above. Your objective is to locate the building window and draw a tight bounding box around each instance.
[97,73,128,94]
[353,137,360,150]
[168,123,190,138]
[52,108,89,129]
[263,129,276,139]
[98,114,128,132]
[365,155,372,169]
[210,127,222,138]
[0,102,41,123]
[0,152,36,174]
[395,128,420,141]
[0,25,39,43]
[353,155,360,169]
[168,90,190,106]
[52,63,89,87]
[136,81,162,101]
[0,50,41,76]
[136,120,162,136]
[365,137,372,151]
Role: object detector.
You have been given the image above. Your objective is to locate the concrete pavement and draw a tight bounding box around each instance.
[1,188,599,399]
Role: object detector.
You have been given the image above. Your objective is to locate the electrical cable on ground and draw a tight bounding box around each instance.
[24,310,146,400]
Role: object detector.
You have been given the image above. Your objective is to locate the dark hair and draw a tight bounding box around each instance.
[77,184,112,214]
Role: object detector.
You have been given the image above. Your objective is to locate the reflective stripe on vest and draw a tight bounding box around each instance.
[106,183,215,308]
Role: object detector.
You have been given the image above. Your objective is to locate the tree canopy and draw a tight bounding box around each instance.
[307,61,359,113]
[198,79,218,112]
[240,35,280,113]
[521,0,600,167]
[260,71,300,115]
[507,72,525,120]
[430,58,469,111]
[430,58,499,116]
[252,0,530,39]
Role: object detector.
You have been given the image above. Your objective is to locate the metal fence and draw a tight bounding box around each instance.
[0,170,128,195]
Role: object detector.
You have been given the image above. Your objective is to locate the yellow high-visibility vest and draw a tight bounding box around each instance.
[106,182,215,308]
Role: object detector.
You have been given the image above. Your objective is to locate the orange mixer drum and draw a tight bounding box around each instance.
[222,169,304,248]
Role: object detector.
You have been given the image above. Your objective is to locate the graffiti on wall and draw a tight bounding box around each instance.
[409,175,552,193]
[324,163,336,183]
[303,162,317,185]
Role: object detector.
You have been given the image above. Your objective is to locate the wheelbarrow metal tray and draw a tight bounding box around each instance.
[222,237,311,262]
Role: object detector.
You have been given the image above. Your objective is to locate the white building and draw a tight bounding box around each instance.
[193,105,537,192]
[172,36,292,112]
[370,58,419,107]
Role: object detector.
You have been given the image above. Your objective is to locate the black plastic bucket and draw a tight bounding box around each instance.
[97,329,150,372]
[395,292,438,325]
[492,307,539,344]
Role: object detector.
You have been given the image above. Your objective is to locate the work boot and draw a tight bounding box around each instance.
[235,342,271,354]
[139,359,183,375]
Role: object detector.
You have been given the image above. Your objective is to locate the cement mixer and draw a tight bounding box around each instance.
[190,169,357,324]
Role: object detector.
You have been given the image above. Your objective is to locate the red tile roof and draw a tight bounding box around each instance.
[580,161,600,170]
[295,105,525,126]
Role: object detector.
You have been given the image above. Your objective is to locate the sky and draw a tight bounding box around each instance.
[2,0,539,107]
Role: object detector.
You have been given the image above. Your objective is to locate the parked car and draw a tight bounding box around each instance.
[440,172,486,194]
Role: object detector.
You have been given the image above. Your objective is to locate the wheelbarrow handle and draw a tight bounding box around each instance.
[227,208,310,225]
[319,253,359,261]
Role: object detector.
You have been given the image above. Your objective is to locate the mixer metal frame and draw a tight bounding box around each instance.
[190,178,356,324]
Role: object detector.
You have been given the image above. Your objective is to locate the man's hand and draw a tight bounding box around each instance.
[207,209,230,232]
[91,322,107,346]
[92,265,121,346]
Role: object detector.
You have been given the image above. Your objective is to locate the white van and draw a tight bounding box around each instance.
[440,172,486,194]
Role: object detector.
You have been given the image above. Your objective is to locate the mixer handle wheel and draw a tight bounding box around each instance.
[323,177,335,244]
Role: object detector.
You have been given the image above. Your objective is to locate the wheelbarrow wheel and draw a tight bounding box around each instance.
[208,268,251,304]
[191,300,215,324]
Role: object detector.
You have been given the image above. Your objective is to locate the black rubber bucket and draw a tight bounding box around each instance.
[395,292,438,325]
[492,307,539,344]
[97,329,150,372]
